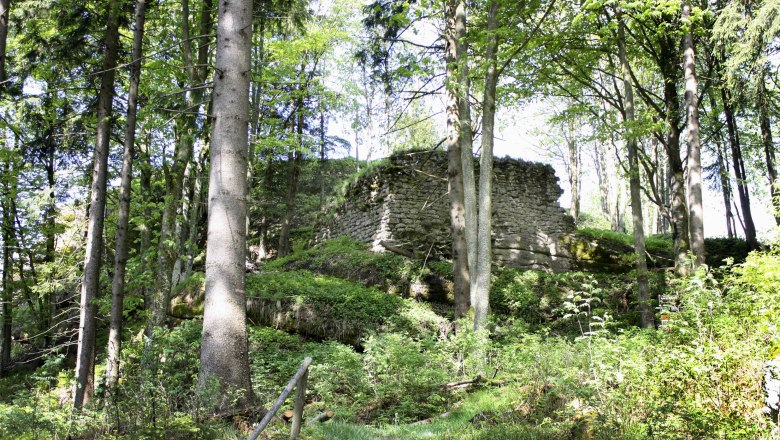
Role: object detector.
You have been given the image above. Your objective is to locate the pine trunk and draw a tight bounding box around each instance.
[757,70,780,225]
[198,0,254,412]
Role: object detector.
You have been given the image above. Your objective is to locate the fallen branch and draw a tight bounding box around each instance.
[443,373,485,390]
[307,410,334,424]
[379,240,417,259]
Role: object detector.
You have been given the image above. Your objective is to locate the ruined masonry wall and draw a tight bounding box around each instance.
[316,151,576,271]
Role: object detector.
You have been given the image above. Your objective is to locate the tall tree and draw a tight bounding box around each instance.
[74,0,122,409]
[617,7,653,328]
[472,0,498,330]
[682,0,705,268]
[444,0,470,318]
[198,0,254,411]
[107,0,148,394]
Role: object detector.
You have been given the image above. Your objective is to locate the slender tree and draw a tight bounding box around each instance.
[198,0,255,410]
[106,0,148,394]
[444,0,470,318]
[682,1,705,268]
[617,8,653,328]
[473,0,498,330]
[74,0,122,409]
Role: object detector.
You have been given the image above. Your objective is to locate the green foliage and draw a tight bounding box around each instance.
[265,236,423,294]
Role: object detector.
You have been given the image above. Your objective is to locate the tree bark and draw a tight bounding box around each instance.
[151,0,213,328]
[664,76,690,274]
[444,0,470,318]
[278,100,304,258]
[198,0,254,411]
[74,0,121,409]
[757,68,780,225]
[0,161,12,377]
[708,93,735,238]
[472,0,498,331]
[722,87,759,249]
[107,0,147,394]
[567,118,580,224]
[618,11,653,328]
[454,0,476,303]
[681,2,705,269]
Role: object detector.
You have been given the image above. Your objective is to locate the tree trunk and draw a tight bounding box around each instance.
[445,0,470,318]
[454,0,476,302]
[472,0,497,330]
[278,148,302,258]
[0,0,9,88]
[708,93,735,238]
[618,12,653,328]
[279,97,304,258]
[138,131,153,308]
[198,0,254,412]
[0,161,12,377]
[567,119,580,224]
[757,68,780,225]
[107,0,147,395]
[664,79,690,274]
[185,146,206,278]
[681,2,705,269]
[74,0,121,409]
[722,87,759,249]
[151,0,213,329]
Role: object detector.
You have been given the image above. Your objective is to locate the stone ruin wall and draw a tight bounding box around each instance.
[316,151,576,271]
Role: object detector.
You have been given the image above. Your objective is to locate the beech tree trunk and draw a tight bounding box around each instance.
[682,2,705,269]
[107,0,147,394]
[454,0,476,302]
[473,0,498,330]
[722,87,759,250]
[74,0,121,409]
[567,119,580,223]
[445,0,470,318]
[618,12,653,328]
[198,0,254,412]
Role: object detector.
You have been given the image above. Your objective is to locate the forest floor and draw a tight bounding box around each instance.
[0,233,778,439]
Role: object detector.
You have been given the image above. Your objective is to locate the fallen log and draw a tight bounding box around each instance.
[378,240,417,259]
[307,410,334,425]
[443,373,484,390]
[281,410,294,422]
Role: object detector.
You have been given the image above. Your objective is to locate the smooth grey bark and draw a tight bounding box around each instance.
[473,0,498,331]
[198,0,254,411]
[617,12,653,328]
[757,69,780,225]
[151,0,213,328]
[107,0,147,394]
[445,0,470,318]
[682,2,705,269]
[721,87,759,250]
[454,0,476,302]
[74,0,121,409]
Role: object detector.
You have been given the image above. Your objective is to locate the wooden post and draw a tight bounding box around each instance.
[290,367,308,439]
[248,357,312,440]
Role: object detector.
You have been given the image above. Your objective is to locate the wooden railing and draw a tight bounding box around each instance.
[247,356,312,440]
